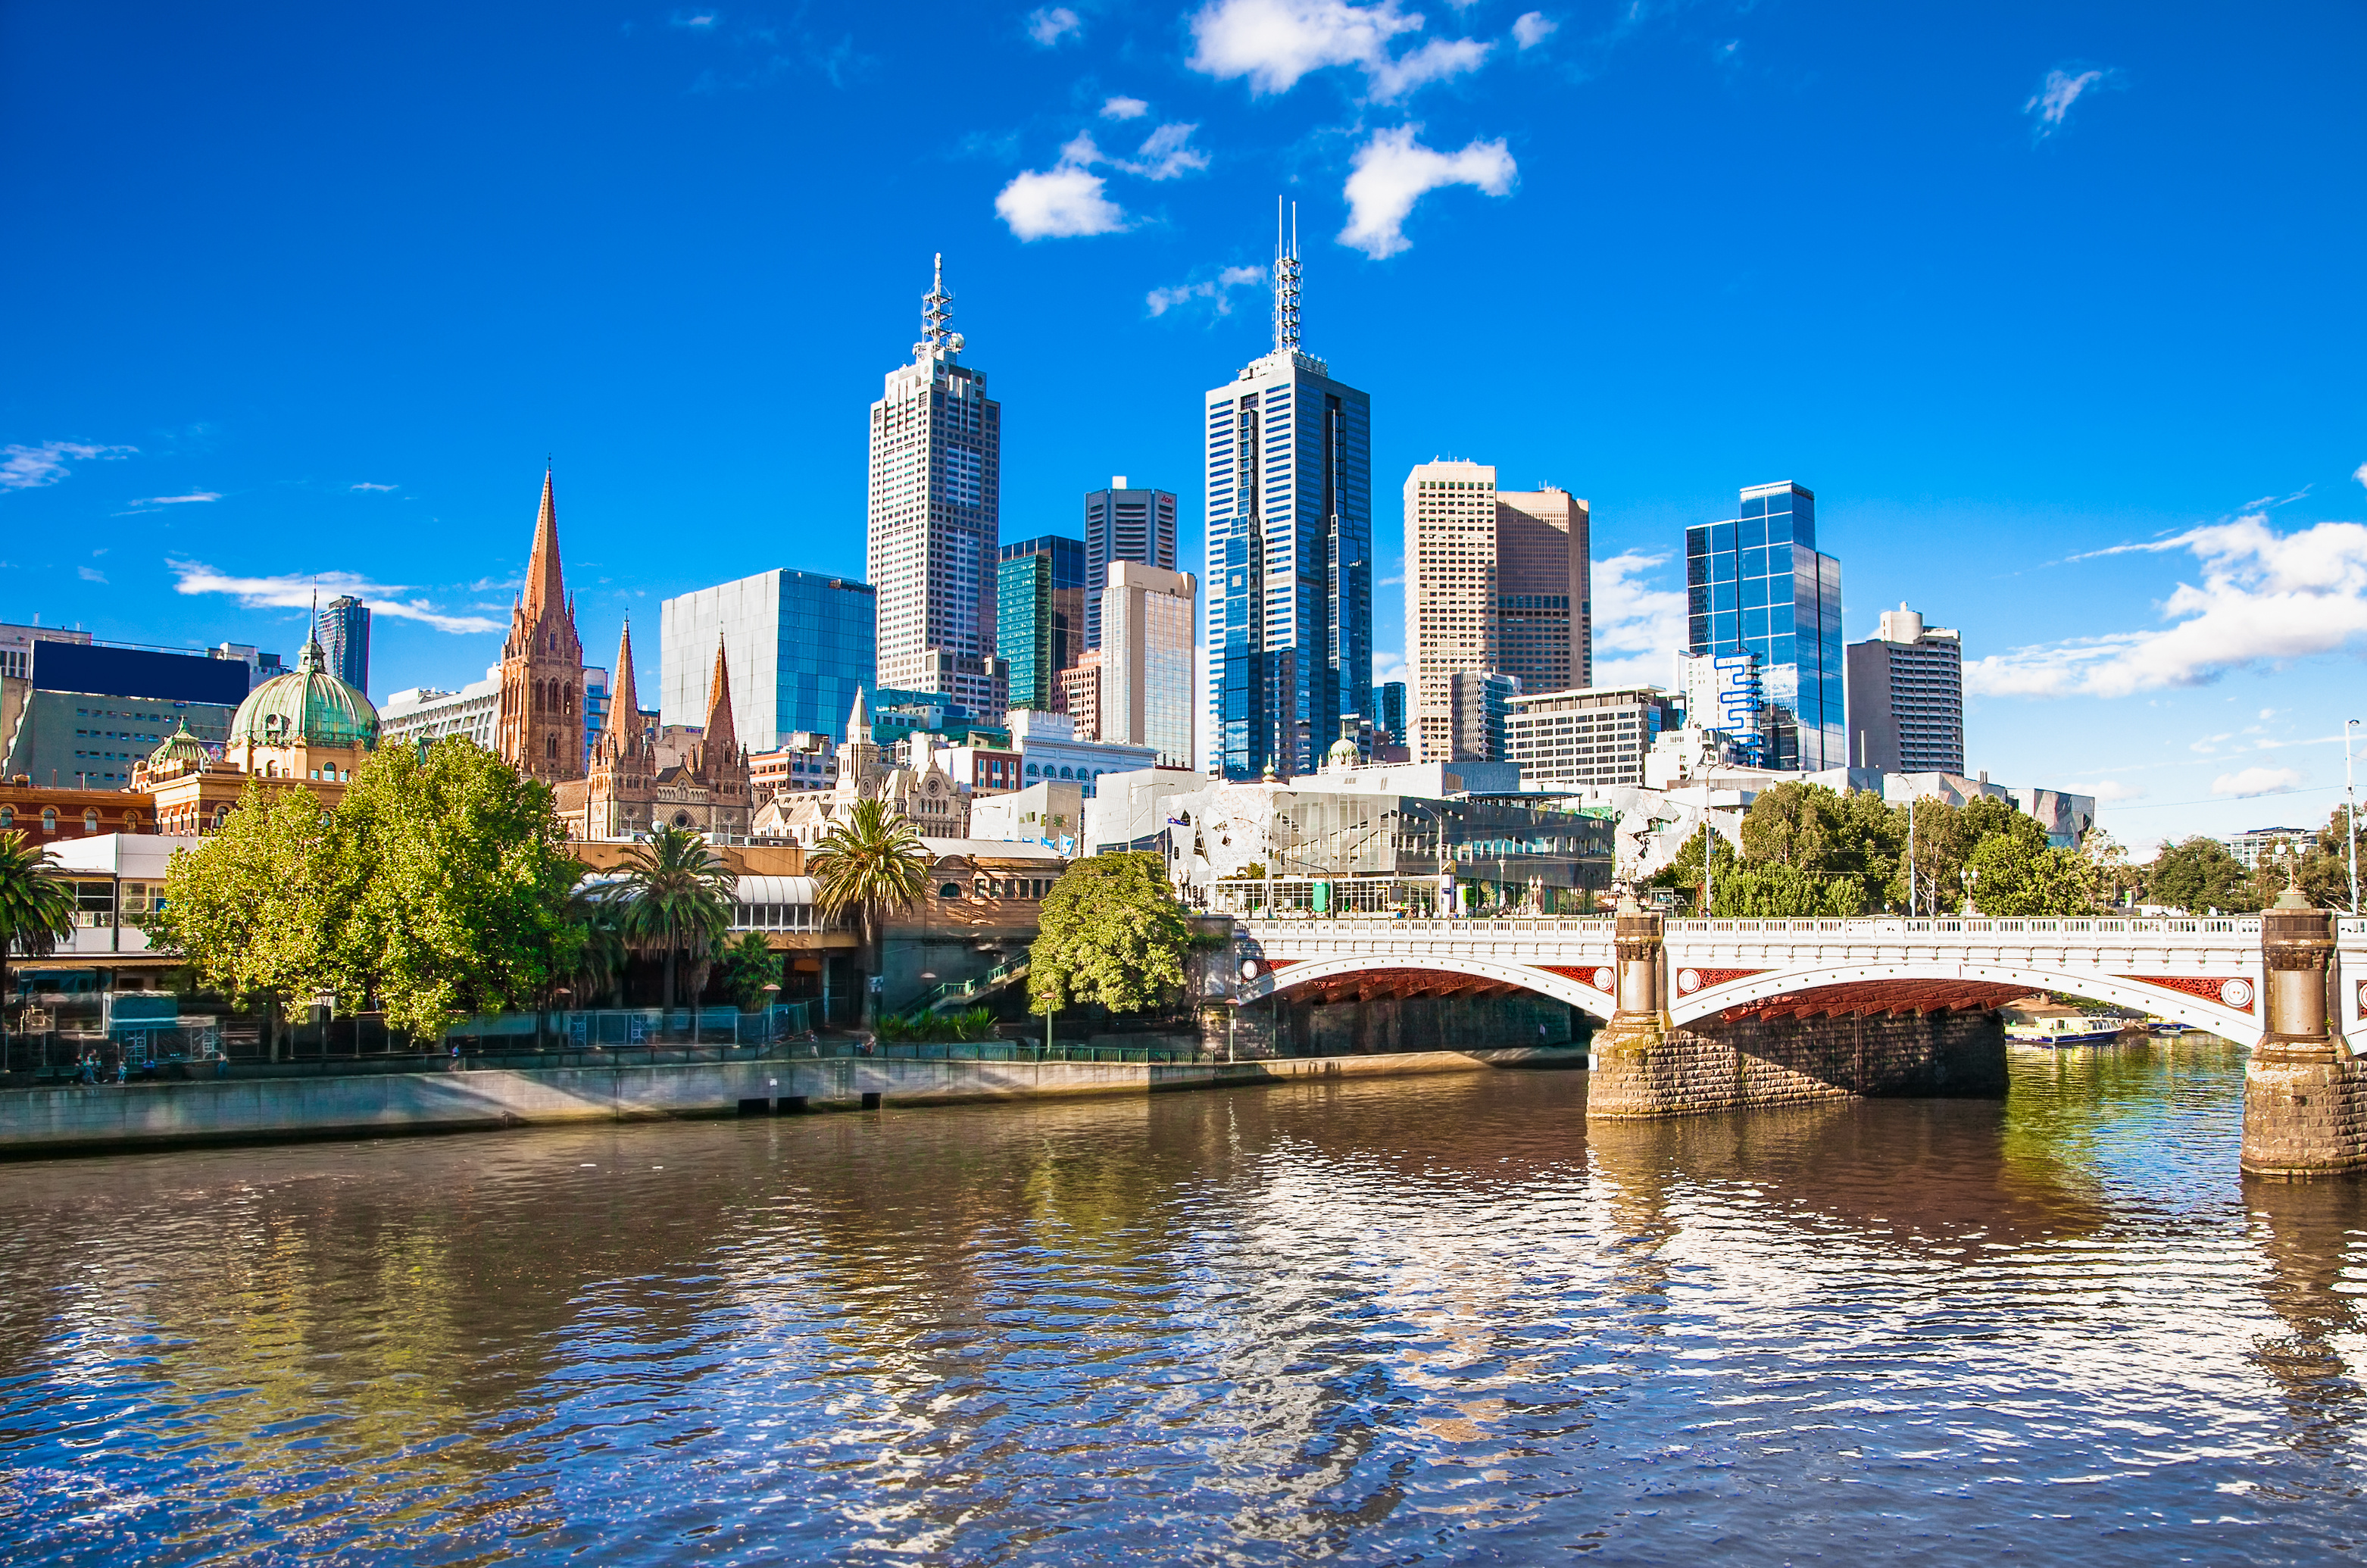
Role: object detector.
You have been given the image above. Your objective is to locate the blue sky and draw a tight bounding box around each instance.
[5,1,2363,848]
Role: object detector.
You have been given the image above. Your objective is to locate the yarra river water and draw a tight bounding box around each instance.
[2,1041,2363,1564]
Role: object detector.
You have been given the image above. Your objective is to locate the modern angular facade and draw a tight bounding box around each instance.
[1084,479,1177,648]
[1098,561,1196,769]
[996,535,1085,713]
[659,569,878,752]
[868,255,1002,717]
[1685,482,1844,772]
[1204,206,1372,779]
[1845,604,1964,773]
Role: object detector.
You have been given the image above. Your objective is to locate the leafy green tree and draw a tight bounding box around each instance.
[0,829,78,1010]
[616,823,735,1014]
[1029,852,1191,1016]
[719,932,784,1010]
[326,737,586,1039]
[1736,782,1901,913]
[1713,864,1866,917]
[2083,829,2142,909]
[2145,836,2262,915]
[152,779,336,1054]
[809,796,932,1007]
[567,879,631,1007]
[1966,814,2097,915]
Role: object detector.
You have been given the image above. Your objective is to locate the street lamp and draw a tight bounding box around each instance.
[2347,717,2360,916]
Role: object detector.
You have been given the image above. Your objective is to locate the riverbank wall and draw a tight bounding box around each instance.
[1588,1010,2006,1119]
[0,1046,1587,1158]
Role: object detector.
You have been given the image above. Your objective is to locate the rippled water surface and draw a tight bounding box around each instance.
[2,1040,2364,1564]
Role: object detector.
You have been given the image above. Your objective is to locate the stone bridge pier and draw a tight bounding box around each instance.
[2243,890,2367,1178]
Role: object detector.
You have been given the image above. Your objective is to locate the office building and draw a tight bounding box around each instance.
[1507,686,1681,787]
[1845,603,1964,774]
[1676,650,1766,767]
[1098,562,1197,769]
[1685,481,1844,771]
[1084,479,1178,648]
[1004,710,1157,798]
[1057,651,1102,740]
[1403,461,1590,763]
[869,255,1002,716]
[2225,825,2314,873]
[0,621,94,756]
[1376,680,1407,746]
[2,641,253,790]
[1437,671,1516,765]
[997,536,1085,714]
[1204,203,1372,779]
[659,570,879,752]
[316,595,370,694]
[381,670,500,752]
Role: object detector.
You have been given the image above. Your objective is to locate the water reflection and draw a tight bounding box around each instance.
[0,1040,2359,1564]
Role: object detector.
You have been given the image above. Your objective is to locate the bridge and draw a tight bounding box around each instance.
[1234,914,2367,1047]
[1229,906,2367,1176]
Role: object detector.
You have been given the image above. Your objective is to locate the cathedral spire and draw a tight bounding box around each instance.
[607,620,639,738]
[702,633,738,759]
[523,468,566,622]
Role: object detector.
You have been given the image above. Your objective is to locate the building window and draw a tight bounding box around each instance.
[939,882,961,899]
[83,810,98,832]
[0,807,11,829]
[41,808,56,833]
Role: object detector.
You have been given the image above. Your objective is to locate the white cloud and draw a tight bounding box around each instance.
[2025,67,2108,135]
[1338,124,1515,258]
[670,11,719,27]
[1510,11,1556,48]
[351,481,398,492]
[77,567,107,584]
[1147,264,1266,317]
[1125,122,1210,180]
[170,560,504,636]
[995,158,1125,239]
[1187,0,1490,101]
[2353,461,2367,490]
[1372,648,1407,686]
[133,492,220,506]
[1101,95,1150,120]
[2212,766,2303,798]
[1,440,136,492]
[1026,6,1081,46]
[1588,550,1688,689]
[2089,780,2147,803]
[1965,515,2367,698]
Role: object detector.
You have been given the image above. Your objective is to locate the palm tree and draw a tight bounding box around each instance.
[0,831,75,1025]
[617,826,736,1020]
[565,876,632,1007]
[808,797,931,1022]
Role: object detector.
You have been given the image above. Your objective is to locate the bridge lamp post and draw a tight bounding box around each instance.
[2346,717,2360,915]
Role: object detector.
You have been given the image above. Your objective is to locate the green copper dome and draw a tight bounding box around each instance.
[229,639,381,750]
[145,717,213,771]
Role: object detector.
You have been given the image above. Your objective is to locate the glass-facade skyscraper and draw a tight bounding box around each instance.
[1685,482,1843,771]
[996,536,1085,714]
[1203,205,1372,779]
[658,569,878,750]
[315,594,369,694]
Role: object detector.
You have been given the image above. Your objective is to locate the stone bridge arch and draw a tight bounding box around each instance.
[1243,954,1616,1023]
[1669,963,2262,1044]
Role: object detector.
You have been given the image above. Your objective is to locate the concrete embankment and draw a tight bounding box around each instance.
[0,1047,1587,1158]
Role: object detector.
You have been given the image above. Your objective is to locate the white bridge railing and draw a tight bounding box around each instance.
[1239,916,2328,940]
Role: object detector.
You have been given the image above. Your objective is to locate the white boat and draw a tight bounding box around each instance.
[2006,1014,2129,1048]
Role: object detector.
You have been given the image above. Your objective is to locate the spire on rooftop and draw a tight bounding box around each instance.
[701,633,738,758]
[523,468,566,623]
[916,253,964,358]
[607,620,639,738]
[1272,196,1301,354]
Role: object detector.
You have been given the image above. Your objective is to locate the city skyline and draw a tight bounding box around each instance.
[6,2,2364,845]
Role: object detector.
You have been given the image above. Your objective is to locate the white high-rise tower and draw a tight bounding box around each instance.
[868,255,1004,716]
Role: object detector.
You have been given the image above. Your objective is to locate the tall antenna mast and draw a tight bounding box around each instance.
[1272,196,1301,353]
[919,252,960,354]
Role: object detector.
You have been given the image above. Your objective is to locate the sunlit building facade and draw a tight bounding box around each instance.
[1685,482,1844,772]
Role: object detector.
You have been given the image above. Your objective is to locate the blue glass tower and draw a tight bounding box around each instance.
[1202,203,1372,779]
[1685,482,1843,771]
[996,535,1085,713]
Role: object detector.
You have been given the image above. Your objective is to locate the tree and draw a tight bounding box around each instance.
[1736,782,1900,914]
[1713,864,1866,918]
[2083,829,2142,909]
[719,932,783,1011]
[0,829,77,1013]
[1029,852,1192,1016]
[1966,815,2097,916]
[326,737,586,1040]
[616,823,736,1015]
[567,878,631,1007]
[2145,836,2262,916]
[809,796,931,1008]
[152,778,336,1054]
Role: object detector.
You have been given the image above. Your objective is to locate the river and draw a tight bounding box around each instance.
[0,1039,2361,1564]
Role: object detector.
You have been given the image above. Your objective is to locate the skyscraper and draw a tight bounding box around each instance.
[1376,680,1407,745]
[1204,202,1372,779]
[1403,461,1590,763]
[1098,561,1197,769]
[869,255,1002,717]
[1083,479,1177,648]
[997,536,1085,713]
[659,569,878,750]
[1685,481,1844,771]
[315,595,369,693]
[1846,603,1964,773]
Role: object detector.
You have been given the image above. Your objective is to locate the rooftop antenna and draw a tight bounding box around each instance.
[1272,196,1301,353]
[919,252,962,355]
